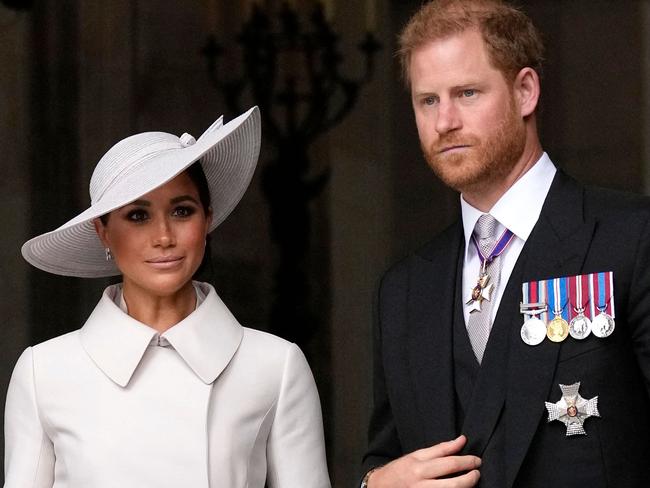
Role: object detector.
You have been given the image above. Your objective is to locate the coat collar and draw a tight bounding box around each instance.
[80,282,244,387]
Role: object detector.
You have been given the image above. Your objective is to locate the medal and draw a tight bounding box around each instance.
[592,272,616,338]
[466,262,494,313]
[547,316,569,342]
[569,310,592,340]
[545,382,600,436]
[592,309,615,338]
[546,277,569,342]
[521,316,547,346]
[520,298,548,346]
[569,274,591,340]
[466,225,515,312]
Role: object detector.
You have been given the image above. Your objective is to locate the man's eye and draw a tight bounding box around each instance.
[172,206,196,218]
[127,209,148,222]
[462,89,476,97]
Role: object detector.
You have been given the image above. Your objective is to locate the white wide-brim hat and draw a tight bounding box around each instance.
[22,106,261,278]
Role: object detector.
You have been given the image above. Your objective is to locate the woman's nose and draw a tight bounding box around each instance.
[153,218,176,247]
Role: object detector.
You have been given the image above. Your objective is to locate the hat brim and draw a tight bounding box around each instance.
[22,106,261,278]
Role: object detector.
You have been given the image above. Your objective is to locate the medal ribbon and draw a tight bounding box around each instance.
[471,228,515,266]
[547,277,569,321]
[539,279,548,322]
[593,271,615,318]
[569,274,592,321]
[524,272,614,324]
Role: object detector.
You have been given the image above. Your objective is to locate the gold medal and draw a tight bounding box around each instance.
[547,316,569,342]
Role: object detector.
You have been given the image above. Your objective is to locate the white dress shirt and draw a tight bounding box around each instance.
[461,153,557,326]
[4,282,331,488]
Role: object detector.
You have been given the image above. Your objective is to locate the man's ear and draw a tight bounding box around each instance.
[513,67,540,118]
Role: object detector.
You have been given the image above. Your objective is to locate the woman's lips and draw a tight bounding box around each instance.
[145,256,184,269]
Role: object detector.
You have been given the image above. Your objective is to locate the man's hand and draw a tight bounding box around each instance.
[368,435,481,487]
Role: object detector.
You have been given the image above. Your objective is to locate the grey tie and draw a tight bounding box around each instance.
[466,214,503,364]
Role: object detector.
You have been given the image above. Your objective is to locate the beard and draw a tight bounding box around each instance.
[422,100,526,195]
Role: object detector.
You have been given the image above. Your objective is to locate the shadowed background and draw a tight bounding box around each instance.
[1,0,649,485]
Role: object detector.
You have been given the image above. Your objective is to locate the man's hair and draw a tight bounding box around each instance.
[398,0,544,84]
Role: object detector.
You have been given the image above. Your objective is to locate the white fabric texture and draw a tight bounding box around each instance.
[4,282,330,488]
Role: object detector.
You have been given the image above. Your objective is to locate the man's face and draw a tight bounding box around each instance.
[409,29,526,196]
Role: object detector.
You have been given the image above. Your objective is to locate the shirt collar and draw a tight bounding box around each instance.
[460,152,556,252]
[80,282,244,387]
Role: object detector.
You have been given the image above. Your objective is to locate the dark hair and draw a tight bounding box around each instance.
[186,161,214,280]
[186,161,211,216]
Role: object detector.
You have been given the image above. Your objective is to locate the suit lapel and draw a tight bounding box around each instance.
[505,172,596,487]
[408,222,463,444]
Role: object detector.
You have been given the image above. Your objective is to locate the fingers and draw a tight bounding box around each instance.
[424,469,481,487]
[368,437,481,488]
[413,435,467,461]
[420,455,482,480]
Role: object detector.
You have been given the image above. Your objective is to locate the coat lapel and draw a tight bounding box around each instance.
[505,172,596,487]
[408,222,463,444]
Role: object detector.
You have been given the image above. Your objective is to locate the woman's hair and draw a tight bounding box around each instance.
[186,162,214,280]
[185,161,211,216]
[398,0,544,84]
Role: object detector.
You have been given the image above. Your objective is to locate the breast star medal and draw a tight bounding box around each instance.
[545,382,600,436]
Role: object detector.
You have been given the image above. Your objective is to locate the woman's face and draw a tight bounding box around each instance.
[94,172,212,298]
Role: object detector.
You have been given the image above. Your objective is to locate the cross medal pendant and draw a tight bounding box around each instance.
[467,260,494,313]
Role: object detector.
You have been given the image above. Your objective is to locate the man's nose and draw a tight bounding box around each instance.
[435,100,462,135]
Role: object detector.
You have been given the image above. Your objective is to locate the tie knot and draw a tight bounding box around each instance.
[473,214,500,258]
[474,214,499,240]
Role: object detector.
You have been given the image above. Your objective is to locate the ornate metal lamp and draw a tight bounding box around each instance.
[202,1,380,346]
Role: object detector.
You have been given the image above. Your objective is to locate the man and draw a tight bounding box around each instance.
[362,1,650,487]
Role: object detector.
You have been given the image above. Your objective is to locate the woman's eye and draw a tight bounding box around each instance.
[172,206,196,218]
[126,209,148,222]
[423,96,436,106]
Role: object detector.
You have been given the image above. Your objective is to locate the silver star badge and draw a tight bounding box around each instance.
[545,382,600,436]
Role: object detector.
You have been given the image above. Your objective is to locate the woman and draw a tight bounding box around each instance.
[5,107,331,488]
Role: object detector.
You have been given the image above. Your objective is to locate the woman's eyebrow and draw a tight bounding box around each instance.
[170,195,200,205]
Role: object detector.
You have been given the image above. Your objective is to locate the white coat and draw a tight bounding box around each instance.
[4,282,331,488]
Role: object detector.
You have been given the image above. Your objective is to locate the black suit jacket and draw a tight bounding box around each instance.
[363,171,650,487]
